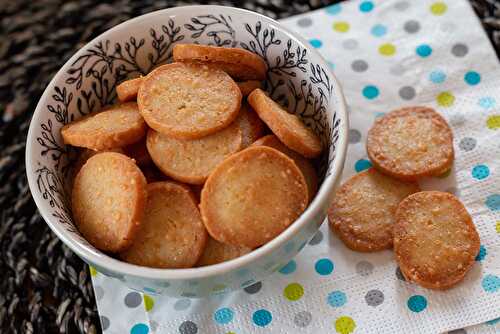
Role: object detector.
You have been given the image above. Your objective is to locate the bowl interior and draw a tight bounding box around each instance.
[27,6,346,279]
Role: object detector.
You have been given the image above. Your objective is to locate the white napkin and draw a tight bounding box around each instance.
[92,0,500,333]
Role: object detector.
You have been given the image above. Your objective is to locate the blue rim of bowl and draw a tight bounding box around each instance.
[26,5,349,281]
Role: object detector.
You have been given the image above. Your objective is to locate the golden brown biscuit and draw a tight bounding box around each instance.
[72,147,124,181]
[394,191,480,290]
[146,122,242,185]
[237,80,261,96]
[173,44,267,80]
[328,168,420,252]
[137,62,241,139]
[116,77,143,102]
[367,106,454,181]
[61,102,146,150]
[235,104,265,148]
[252,134,318,203]
[200,146,308,248]
[248,89,322,158]
[121,182,207,268]
[72,152,147,252]
[196,236,252,266]
[123,139,152,166]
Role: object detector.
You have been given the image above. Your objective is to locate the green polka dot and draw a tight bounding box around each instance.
[430,2,447,15]
[89,266,98,277]
[335,316,356,334]
[486,115,500,129]
[496,221,500,234]
[379,43,396,56]
[333,22,350,33]
[144,294,154,312]
[437,92,454,107]
[284,283,304,301]
[212,284,227,292]
[437,168,452,179]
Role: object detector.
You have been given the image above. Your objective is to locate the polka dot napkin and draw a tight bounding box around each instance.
[91,0,500,333]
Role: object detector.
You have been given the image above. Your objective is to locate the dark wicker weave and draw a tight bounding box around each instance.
[0,0,498,333]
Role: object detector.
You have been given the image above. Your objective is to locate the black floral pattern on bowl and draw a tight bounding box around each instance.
[34,15,341,246]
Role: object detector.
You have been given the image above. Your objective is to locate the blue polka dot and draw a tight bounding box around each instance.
[371,24,387,37]
[375,112,386,118]
[416,44,432,57]
[362,85,379,99]
[309,39,322,48]
[407,295,427,313]
[479,97,496,109]
[472,164,490,180]
[465,71,481,85]
[429,70,446,84]
[486,317,500,326]
[252,309,272,327]
[481,274,500,293]
[315,258,334,275]
[355,159,372,172]
[279,260,296,274]
[130,323,149,334]
[485,194,500,211]
[214,308,234,325]
[327,291,347,307]
[475,245,487,261]
[360,1,375,12]
[326,4,342,15]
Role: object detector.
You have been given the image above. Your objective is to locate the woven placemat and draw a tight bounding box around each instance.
[0,0,499,333]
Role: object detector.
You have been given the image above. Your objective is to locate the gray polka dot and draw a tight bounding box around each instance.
[94,286,104,301]
[174,298,191,311]
[124,292,142,308]
[244,281,262,294]
[365,289,384,307]
[390,64,405,76]
[297,17,312,28]
[100,316,110,331]
[450,113,465,126]
[394,1,410,11]
[294,311,312,327]
[449,329,467,334]
[399,86,416,100]
[459,137,476,151]
[342,39,358,50]
[452,43,468,57]
[404,20,420,33]
[356,261,374,276]
[308,230,323,245]
[179,320,198,334]
[151,320,159,332]
[351,59,368,72]
[349,129,362,144]
[396,267,406,281]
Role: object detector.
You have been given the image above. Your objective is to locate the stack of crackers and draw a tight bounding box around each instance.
[61,44,323,269]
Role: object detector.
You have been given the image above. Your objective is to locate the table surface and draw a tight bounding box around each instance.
[1,0,499,333]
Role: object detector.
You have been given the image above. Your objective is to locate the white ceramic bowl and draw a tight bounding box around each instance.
[26,5,348,297]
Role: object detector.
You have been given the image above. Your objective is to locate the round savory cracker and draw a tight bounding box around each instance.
[173,44,267,80]
[394,191,480,290]
[248,89,322,158]
[328,168,420,252]
[116,77,143,102]
[146,123,242,185]
[121,182,207,268]
[61,102,146,150]
[237,80,262,96]
[72,152,147,252]
[367,106,454,180]
[235,104,265,148]
[137,62,241,139]
[196,236,252,266]
[200,146,308,248]
[123,139,152,166]
[72,147,124,182]
[252,134,318,203]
